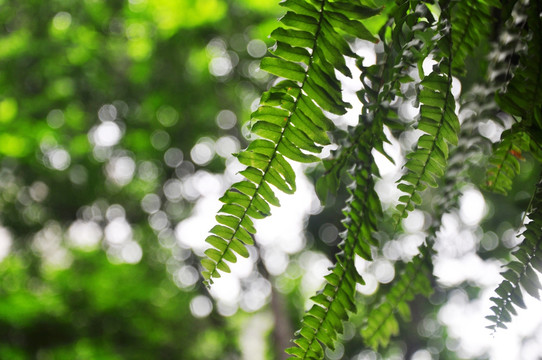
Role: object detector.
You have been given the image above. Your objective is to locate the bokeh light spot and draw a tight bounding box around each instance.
[174,265,199,288]
[121,242,143,264]
[47,148,71,170]
[156,105,179,127]
[52,12,72,31]
[216,109,237,130]
[68,221,102,250]
[373,260,395,284]
[164,147,183,168]
[209,56,232,77]
[98,104,117,122]
[46,109,65,129]
[190,295,213,318]
[151,130,170,150]
[215,136,239,158]
[0,227,13,262]
[105,218,132,245]
[141,193,161,214]
[92,121,122,147]
[190,138,215,166]
[459,188,487,226]
[106,156,136,186]
[247,39,267,58]
[319,223,339,245]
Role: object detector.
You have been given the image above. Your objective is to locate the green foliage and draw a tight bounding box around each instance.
[0,0,275,358]
[395,1,459,225]
[3,0,542,358]
[495,0,542,120]
[203,0,542,357]
[201,0,382,285]
[487,174,542,331]
[486,0,542,194]
[485,127,530,194]
[0,251,236,359]
[286,113,382,358]
[450,0,500,74]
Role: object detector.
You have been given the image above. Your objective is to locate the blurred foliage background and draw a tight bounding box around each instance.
[0,0,282,358]
[1,0,542,359]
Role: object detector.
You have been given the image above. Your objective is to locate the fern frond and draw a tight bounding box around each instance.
[201,0,381,286]
[487,0,528,92]
[483,0,542,335]
[361,244,433,349]
[395,3,460,225]
[451,86,497,171]
[286,115,382,358]
[361,47,506,346]
[495,0,542,120]
[485,0,542,194]
[287,3,444,355]
[285,257,364,358]
[316,0,435,202]
[487,173,542,331]
[485,127,530,194]
[286,3,439,353]
[450,0,500,73]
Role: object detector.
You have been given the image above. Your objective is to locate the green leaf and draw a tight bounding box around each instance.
[271,41,311,64]
[297,95,334,130]
[325,1,382,20]
[229,238,249,258]
[251,121,283,143]
[304,77,347,114]
[281,11,319,34]
[260,57,306,82]
[326,11,378,43]
[280,0,319,17]
[270,27,314,48]
[236,151,270,170]
[283,125,323,153]
[278,138,320,162]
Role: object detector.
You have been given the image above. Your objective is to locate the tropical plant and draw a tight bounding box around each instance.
[201,0,542,357]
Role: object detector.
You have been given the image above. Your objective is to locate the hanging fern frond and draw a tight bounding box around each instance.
[361,244,433,349]
[361,98,488,349]
[287,3,447,355]
[285,3,441,352]
[486,1,542,330]
[395,2,460,225]
[316,0,435,203]
[487,173,542,331]
[201,0,381,286]
[485,127,530,195]
[450,0,500,73]
[286,98,383,360]
[487,0,528,92]
[486,0,542,195]
[495,0,542,121]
